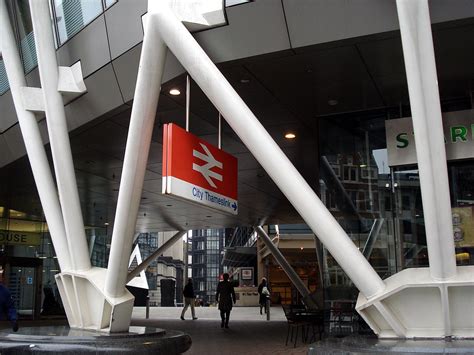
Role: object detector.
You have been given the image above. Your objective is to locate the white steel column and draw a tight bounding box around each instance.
[28,0,90,271]
[0,0,71,271]
[152,5,385,298]
[105,17,168,298]
[396,0,456,280]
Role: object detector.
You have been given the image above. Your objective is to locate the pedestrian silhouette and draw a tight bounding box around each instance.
[181,278,197,320]
[216,273,236,329]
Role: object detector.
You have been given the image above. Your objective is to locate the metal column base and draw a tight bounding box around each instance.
[55,268,135,332]
[356,266,474,338]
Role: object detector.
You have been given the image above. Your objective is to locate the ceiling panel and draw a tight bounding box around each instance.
[245,45,384,119]
[1,18,472,234]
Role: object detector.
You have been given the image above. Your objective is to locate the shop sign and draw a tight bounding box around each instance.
[162,123,238,215]
[386,109,474,166]
[0,230,41,246]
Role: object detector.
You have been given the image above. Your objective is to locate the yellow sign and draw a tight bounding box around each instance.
[452,206,474,247]
[0,230,41,246]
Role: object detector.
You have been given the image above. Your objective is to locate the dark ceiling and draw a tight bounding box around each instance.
[1,17,473,233]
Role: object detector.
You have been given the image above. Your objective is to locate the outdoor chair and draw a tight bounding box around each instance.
[302,309,325,343]
[282,304,311,348]
[329,301,356,335]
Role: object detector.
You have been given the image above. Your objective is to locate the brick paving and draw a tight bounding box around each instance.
[131,307,311,355]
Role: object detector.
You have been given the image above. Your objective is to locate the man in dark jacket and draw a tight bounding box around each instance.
[0,283,19,332]
[216,273,236,329]
[180,278,197,320]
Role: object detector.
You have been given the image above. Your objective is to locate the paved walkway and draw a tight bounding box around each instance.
[131,306,310,355]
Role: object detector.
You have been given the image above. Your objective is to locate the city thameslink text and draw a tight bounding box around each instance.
[192,187,231,208]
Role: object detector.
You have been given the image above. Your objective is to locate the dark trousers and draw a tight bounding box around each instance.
[220,310,231,325]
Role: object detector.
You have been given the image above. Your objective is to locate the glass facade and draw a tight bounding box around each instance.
[52,0,118,46]
[189,229,227,304]
[318,107,474,297]
[12,0,38,73]
[87,228,109,268]
[0,208,59,318]
[0,205,108,318]
[0,0,118,96]
[53,0,103,45]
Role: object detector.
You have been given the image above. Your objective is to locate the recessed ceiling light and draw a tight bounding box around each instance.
[169,88,181,95]
[104,222,109,226]
[328,99,338,106]
[285,132,296,139]
[240,79,250,84]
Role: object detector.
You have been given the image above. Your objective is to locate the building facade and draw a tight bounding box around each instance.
[188,229,227,305]
[0,0,472,336]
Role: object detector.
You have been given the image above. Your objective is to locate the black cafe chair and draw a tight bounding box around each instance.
[282,304,311,348]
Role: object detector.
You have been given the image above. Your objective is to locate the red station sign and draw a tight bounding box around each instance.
[162,123,238,215]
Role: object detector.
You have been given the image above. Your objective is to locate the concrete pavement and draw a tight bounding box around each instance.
[131,306,309,355]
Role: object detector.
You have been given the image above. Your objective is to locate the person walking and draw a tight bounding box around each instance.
[180,278,197,320]
[257,277,270,315]
[216,273,236,329]
[0,277,19,332]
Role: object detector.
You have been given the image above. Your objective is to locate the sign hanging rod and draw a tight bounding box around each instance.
[218,112,222,149]
[186,74,190,132]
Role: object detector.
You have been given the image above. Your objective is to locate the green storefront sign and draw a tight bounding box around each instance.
[386,109,474,166]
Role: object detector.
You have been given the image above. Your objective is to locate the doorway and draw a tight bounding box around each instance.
[1,257,43,319]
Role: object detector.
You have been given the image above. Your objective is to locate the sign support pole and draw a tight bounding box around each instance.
[218,112,222,149]
[186,74,190,132]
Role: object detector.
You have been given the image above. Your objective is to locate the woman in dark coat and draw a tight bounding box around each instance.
[257,277,270,315]
[215,273,236,328]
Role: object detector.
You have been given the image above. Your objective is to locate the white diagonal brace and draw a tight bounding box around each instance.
[396,0,456,280]
[0,0,71,271]
[255,227,310,299]
[29,0,91,272]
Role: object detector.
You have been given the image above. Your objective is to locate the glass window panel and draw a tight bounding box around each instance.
[104,0,116,8]
[54,0,103,45]
[225,0,251,6]
[449,161,474,266]
[12,0,37,73]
